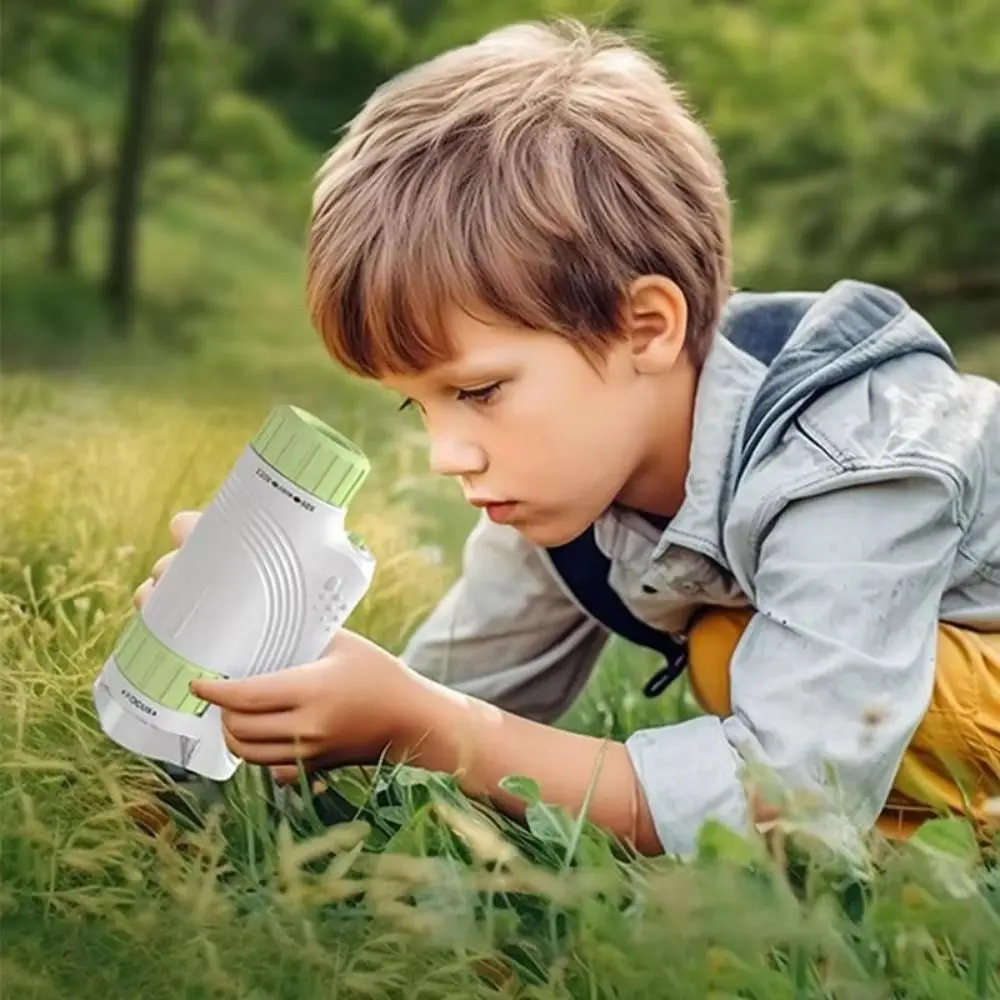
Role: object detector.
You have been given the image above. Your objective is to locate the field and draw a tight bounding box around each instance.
[3,189,1000,1000]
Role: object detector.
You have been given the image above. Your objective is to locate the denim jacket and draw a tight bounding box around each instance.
[402,280,1000,855]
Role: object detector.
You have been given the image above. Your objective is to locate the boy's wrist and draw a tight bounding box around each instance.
[386,668,488,789]
[382,669,664,855]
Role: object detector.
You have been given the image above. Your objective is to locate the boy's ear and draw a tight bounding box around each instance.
[623,276,688,374]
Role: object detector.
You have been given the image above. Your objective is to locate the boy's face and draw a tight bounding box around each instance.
[380,296,693,548]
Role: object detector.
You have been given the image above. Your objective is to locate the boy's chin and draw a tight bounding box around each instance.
[511,512,595,549]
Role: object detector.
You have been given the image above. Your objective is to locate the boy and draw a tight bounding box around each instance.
[138,21,1000,856]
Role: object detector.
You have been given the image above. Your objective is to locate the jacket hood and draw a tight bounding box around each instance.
[735,279,958,476]
[649,279,958,568]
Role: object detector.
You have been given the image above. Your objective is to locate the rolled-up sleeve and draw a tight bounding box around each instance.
[402,513,609,723]
[626,471,964,856]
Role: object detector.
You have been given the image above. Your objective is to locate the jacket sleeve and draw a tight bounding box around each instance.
[401,512,610,723]
[625,470,963,856]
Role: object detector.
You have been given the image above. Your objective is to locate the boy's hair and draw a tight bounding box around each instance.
[307,19,732,378]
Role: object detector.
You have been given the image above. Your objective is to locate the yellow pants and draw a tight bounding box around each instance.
[686,609,1000,839]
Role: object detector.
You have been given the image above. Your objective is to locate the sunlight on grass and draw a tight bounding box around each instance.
[3,167,1000,997]
[3,374,1000,1000]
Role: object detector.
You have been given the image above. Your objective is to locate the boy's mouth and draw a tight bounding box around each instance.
[483,501,518,524]
[467,497,519,524]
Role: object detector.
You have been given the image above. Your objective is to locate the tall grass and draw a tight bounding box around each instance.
[3,373,1000,1000]
[4,176,1000,997]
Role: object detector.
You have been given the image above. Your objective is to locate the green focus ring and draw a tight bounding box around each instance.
[251,405,370,508]
[113,616,224,716]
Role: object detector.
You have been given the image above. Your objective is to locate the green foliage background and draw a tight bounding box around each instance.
[2,2,999,998]
[4,0,999,359]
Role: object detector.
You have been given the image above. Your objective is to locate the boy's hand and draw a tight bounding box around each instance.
[133,510,201,609]
[189,629,425,784]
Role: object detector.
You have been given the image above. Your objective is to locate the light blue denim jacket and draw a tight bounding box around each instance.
[402,280,1000,854]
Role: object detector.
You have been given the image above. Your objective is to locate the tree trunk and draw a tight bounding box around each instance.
[105,0,170,333]
[50,132,104,272]
[50,187,80,271]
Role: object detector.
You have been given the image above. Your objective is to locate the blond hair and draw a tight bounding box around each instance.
[307,19,731,378]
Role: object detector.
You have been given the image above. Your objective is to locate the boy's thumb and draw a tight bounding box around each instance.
[189,677,219,701]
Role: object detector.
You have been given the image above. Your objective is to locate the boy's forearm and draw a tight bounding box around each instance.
[392,675,665,855]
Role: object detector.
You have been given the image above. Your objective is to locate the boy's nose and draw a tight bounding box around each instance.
[429,438,487,478]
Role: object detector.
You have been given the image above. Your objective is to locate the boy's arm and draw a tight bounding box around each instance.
[395,678,665,854]
[395,514,668,848]
[622,470,962,855]
[402,511,610,723]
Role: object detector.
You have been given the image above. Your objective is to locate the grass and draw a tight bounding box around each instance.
[3,185,1000,999]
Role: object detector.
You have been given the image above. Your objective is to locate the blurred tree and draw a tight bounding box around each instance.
[406,0,640,58]
[0,0,313,294]
[2,0,997,345]
[0,0,131,270]
[216,0,409,148]
[105,0,170,329]
[636,0,1000,327]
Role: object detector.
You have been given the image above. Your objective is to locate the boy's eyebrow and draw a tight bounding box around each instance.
[430,357,515,387]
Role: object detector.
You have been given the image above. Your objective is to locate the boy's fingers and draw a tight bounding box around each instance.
[269,764,328,787]
[150,551,174,582]
[270,765,301,785]
[222,708,301,743]
[190,672,300,713]
[169,510,201,546]
[223,738,308,767]
[133,578,154,609]
[133,551,176,609]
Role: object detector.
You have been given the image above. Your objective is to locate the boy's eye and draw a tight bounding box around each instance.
[397,381,505,413]
[456,382,503,405]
